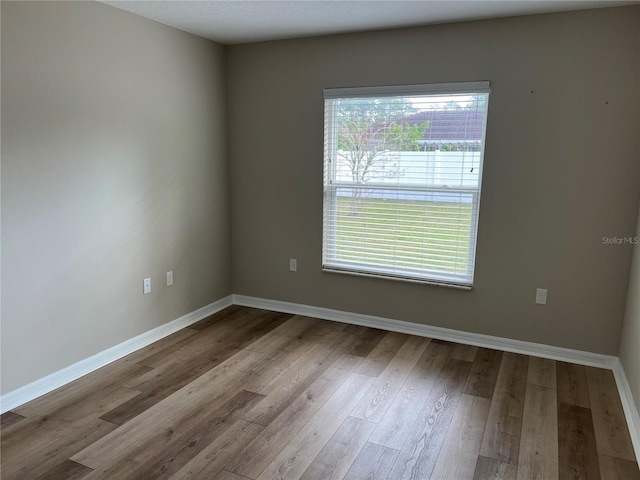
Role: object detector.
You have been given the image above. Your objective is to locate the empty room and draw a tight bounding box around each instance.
[1,1,639,479]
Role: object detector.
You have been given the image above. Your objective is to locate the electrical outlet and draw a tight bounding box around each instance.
[535,288,547,305]
[143,278,151,294]
[289,259,297,272]
[166,271,173,286]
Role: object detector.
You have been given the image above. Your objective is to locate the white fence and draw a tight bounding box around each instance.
[335,150,482,188]
[334,150,482,203]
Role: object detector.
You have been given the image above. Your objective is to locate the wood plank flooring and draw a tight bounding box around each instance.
[1,305,638,480]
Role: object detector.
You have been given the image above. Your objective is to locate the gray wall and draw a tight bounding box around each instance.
[227,6,640,355]
[2,2,639,396]
[621,203,640,415]
[1,2,230,394]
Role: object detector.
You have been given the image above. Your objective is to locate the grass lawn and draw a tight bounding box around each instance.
[335,196,473,274]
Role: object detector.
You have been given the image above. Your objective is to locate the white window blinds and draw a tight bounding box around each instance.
[322,82,490,288]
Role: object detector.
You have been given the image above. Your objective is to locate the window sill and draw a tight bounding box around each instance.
[321,266,473,290]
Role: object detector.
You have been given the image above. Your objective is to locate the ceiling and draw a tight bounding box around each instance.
[101,0,637,45]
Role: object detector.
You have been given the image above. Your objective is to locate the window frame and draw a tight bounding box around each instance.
[322,81,490,289]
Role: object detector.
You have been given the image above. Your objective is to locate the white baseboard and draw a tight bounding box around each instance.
[612,359,640,462]
[233,295,618,368]
[2,292,638,463]
[233,294,639,462]
[0,295,233,414]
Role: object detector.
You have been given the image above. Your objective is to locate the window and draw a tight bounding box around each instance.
[322,82,490,288]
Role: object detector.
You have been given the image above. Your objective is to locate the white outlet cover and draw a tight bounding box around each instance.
[166,271,173,286]
[535,288,547,305]
[143,278,151,294]
[289,259,297,272]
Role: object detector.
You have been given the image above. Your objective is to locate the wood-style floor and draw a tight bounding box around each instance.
[1,306,638,480]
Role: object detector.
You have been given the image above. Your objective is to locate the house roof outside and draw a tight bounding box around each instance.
[397,109,486,144]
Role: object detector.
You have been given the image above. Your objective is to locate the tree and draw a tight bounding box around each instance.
[444,101,463,110]
[335,98,429,213]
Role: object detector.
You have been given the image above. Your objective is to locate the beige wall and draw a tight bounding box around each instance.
[2,2,638,396]
[1,2,230,394]
[620,203,640,415]
[227,6,640,355]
